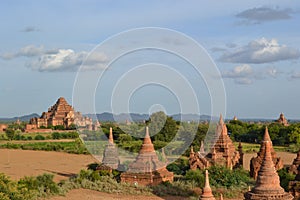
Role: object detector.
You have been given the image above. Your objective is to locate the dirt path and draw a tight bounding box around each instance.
[0,149,97,182]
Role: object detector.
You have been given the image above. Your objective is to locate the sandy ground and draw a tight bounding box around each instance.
[0,149,297,200]
[50,189,190,200]
[0,149,97,182]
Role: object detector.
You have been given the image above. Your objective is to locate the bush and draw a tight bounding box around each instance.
[185,165,253,189]
[0,173,66,200]
[278,168,296,191]
[167,157,190,175]
[52,132,61,139]
[34,135,45,140]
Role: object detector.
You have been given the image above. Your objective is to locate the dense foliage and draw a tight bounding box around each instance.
[0,173,63,200]
[227,120,300,147]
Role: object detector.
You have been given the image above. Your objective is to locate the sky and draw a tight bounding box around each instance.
[0,0,300,119]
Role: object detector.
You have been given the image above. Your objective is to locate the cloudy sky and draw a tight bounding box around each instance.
[1,0,300,119]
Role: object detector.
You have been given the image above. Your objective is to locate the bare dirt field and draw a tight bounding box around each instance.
[0,149,97,182]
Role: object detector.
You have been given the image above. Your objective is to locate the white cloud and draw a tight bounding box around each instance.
[222,64,253,78]
[1,45,46,59]
[27,49,108,72]
[222,64,254,85]
[290,71,300,79]
[220,38,300,64]
[236,6,293,25]
[1,45,108,72]
[222,64,282,85]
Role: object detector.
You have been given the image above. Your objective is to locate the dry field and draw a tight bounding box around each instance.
[0,149,297,200]
[0,149,97,182]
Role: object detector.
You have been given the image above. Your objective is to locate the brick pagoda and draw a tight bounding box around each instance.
[97,127,120,172]
[244,140,293,200]
[289,150,300,174]
[120,127,173,186]
[250,127,283,179]
[189,114,243,170]
[199,170,216,200]
[277,112,289,126]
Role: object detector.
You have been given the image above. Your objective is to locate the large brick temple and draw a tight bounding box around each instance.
[120,127,173,186]
[26,97,93,130]
[189,114,243,170]
[249,127,283,179]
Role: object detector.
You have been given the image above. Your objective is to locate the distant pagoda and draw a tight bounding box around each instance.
[189,114,243,170]
[277,112,289,126]
[244,140,293,200]
[249,127,283,179]
[120,127,173,186]
[97,127,120,172]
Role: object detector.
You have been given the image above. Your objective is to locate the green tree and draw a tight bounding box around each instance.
[289,127,300,144]
[148,111,178,142]
[5,128,15,140]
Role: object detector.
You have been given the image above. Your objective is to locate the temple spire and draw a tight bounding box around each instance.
[219,114,224,125]
[263,126,271,142]
[108,127,114,144]
[200,170,216,200]
[140,126,155,153]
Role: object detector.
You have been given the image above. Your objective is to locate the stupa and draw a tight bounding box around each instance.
[250,127,283,179]
[97,127,120,172]
[199,170,216,200]
[244,140,293,200]
[189,114,243,170]
[120,127,173,186]
[289,150,300,174]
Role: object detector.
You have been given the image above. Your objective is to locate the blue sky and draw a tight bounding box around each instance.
[1,0,300,119]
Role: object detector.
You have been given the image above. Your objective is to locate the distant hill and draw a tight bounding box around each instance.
[84,113,219,122]
[0,113,39,123]
[85,112,149,122]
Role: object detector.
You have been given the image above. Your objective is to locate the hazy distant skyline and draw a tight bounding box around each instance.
[1,1,300,119]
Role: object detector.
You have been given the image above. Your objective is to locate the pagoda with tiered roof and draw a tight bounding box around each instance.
[189,114,243,170]
[120,127,173,186]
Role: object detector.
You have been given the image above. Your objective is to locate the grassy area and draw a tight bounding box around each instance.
[0,140,88,154]
[234,142,288,153]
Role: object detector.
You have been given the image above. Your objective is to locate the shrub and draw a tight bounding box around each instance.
[278,168,296,191]
[34,135,45,140]
[52,132,61,139]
